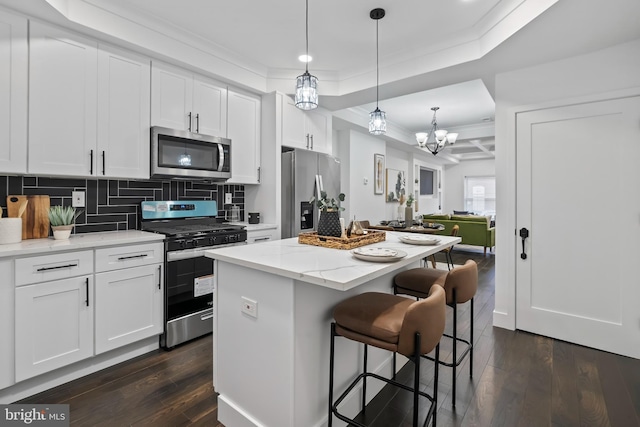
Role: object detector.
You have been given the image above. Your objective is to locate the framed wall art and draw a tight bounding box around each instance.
[374,154,385,194]
[385,168,406,202]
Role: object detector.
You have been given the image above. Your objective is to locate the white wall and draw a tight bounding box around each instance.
[337,130,442,225]
[337,130,386,224]
[494,38,640,329]
[443,157,495,213]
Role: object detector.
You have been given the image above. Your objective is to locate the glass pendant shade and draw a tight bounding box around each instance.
[446,133,458,144]
[415,132,429,145]
[369,108,386,135]
[295,71,318,110]
[435,129,448,142]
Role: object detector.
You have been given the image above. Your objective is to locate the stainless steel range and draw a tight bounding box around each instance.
[140,200,247,349]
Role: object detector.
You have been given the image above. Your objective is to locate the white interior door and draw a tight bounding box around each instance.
[516,96,640,359]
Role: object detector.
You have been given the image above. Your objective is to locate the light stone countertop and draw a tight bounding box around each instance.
[0,230,164,258]
[205,231,461,291]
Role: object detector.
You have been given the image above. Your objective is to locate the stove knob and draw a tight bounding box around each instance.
[209,237,214,245]
[179,240,186,248]
[192,240,199,247]
[223,235,229,244]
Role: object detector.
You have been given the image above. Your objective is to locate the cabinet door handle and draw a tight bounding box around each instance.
[195,113,200,133]
[36,263,78,272]
[90,149,94,175]
[102,151,106,175]
[257,166,261,183]
[117,254,148,261]
[85,277,89,307]
[306,133,309,149]
[188,112,192,132]
[254,237,270,242]
[157,265,162,289]
[310,134,314,150]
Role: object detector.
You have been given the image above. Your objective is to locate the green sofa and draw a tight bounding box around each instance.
[422,214,495,254]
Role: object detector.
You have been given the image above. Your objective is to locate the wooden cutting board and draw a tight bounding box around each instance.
[6,195,51,239]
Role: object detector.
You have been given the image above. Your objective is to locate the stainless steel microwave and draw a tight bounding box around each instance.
[150,126,231,180]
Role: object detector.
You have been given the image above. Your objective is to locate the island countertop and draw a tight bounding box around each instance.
[205,232,461,291]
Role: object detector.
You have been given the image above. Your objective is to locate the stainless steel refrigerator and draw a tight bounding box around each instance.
[281,148,341,239]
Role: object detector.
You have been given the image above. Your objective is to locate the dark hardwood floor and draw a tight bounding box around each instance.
[19,247,640,426]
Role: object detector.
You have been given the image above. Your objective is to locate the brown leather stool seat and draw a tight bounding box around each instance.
[329,286,446,427]
[393,260,478,407]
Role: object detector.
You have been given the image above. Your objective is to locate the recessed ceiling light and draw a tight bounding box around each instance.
[298,54,312,63]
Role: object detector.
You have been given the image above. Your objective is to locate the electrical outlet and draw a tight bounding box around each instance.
[225,193,232,204]
[241,296,257,318]
[72,191,85,208]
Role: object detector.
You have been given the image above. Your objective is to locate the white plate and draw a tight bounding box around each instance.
[399,235,441,246]
[352,249,407,263]
[352,247,398,257]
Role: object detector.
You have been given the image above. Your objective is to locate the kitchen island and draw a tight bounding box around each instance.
[205,232,460,427]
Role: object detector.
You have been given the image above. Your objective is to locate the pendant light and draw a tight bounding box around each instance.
[369,8,386,135]
[295,0,318,110]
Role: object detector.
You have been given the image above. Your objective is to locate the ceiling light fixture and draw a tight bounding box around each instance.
[369,8,386,135]
[294,0,318,110]
[415,107,458,155]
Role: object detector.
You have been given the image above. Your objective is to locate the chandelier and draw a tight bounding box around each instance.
[415,107,458,155]
[295,0,318,110]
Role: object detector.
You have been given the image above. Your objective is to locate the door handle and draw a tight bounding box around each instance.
[195,113,200,133]
[188,112,192,132]
[157,265,162,289]
[310,134,314,150]
[519,227,529,259]
[102,151,106,175]
[89,149,94,175]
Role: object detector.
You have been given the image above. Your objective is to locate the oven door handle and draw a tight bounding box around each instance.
[166,242,247,262]
[167,249,208,261]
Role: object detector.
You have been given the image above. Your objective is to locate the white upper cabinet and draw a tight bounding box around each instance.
[28,21,98,177]
[227,89,261,184]
[97,46,151,179]
[151,61,227,137]
[28,22,152,179]
[282,95,332,154]
[193,76,227,137]
[0,10,27,174]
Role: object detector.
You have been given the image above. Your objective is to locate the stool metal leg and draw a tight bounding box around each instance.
[470,297,474,378]
[363,344,368,412]
[452,289,457,407]
[328,323,336,427]
[434,343,440,427]
[412,333,421,427]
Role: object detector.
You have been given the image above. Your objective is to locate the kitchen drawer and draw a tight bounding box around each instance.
[15,250,94,286]
[247,229,277,244]
[95,242,164,273]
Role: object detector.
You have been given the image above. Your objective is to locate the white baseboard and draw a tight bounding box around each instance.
[0,337,159,404]
[493,310,515,330]
[219,354,404,427]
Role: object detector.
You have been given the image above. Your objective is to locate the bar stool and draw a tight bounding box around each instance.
[393,260,478,406]
[328,286,446,427]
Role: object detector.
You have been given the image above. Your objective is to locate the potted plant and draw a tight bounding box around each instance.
[48,205,82,240]
[310,191,345,237]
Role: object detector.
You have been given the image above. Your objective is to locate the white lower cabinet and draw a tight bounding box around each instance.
[247,228,277,244]
[95,264,163,354]
[0,259,14,390]
[15,275,94,382]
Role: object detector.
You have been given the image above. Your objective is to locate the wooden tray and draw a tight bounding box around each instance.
[298,230,386,250]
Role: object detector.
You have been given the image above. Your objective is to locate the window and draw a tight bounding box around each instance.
[464,176,495,216]
[419,167,435,195]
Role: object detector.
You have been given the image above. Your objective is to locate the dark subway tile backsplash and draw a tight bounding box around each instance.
[0,176,244,234]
